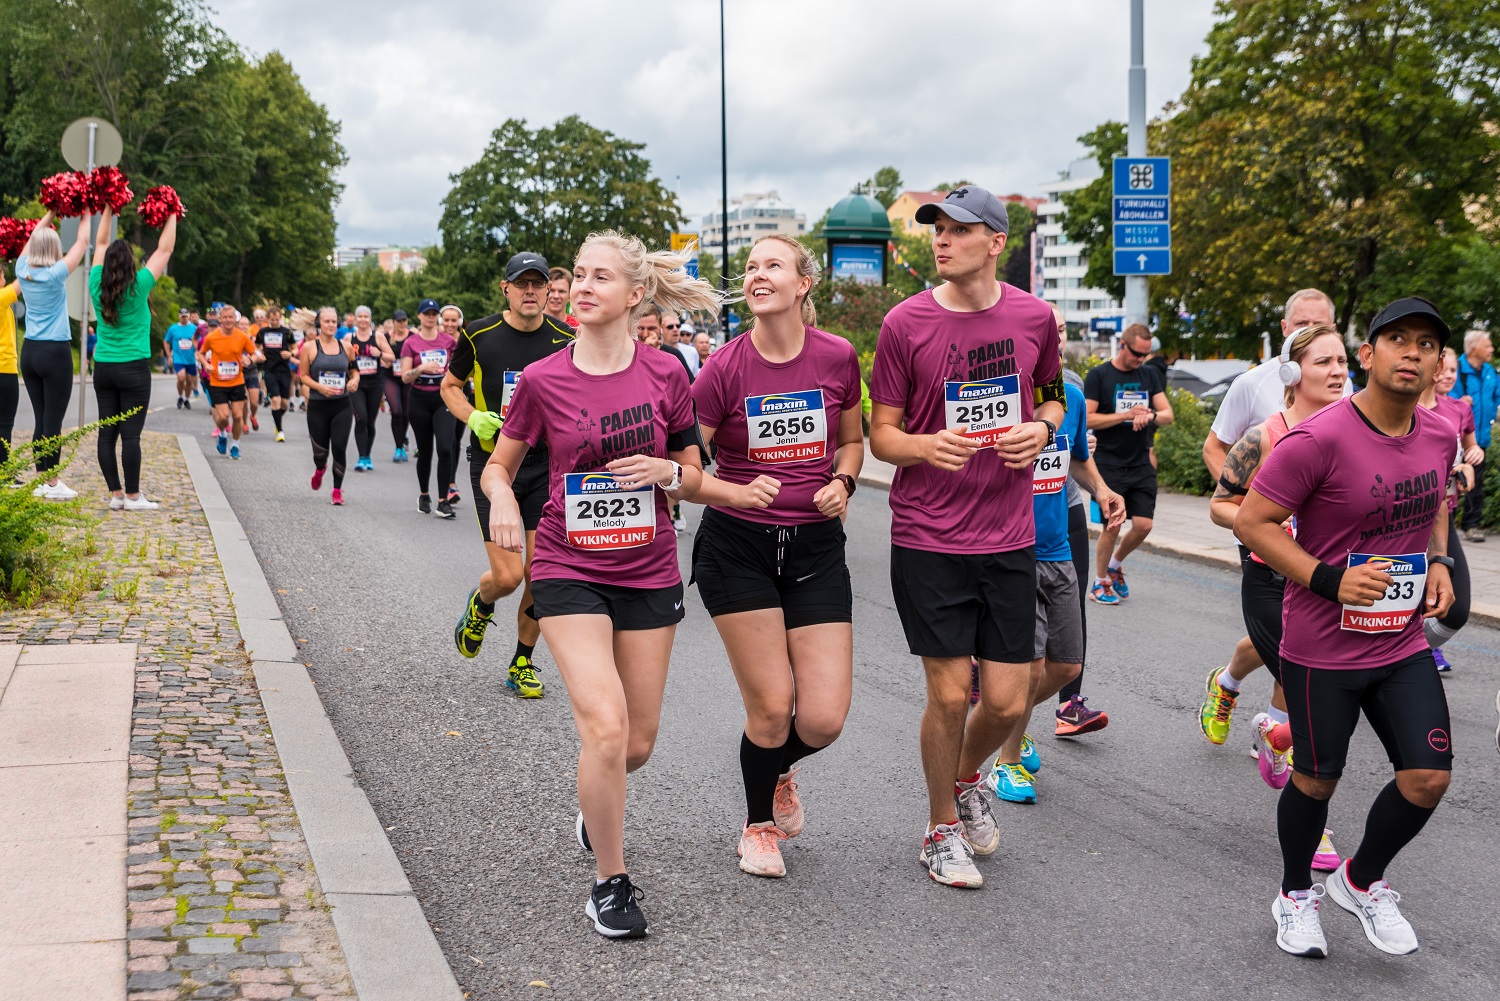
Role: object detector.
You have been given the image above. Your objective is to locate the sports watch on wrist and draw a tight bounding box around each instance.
[831,473,856,497]
[1431,555,1455,570]
[1037,419,1057,449]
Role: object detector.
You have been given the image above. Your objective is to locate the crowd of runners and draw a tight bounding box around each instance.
[2,186,1496,955]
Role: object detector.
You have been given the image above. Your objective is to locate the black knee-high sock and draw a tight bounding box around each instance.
[740,732,784,825]
[780,716,828,774]
[1278,781,1330,893]
[1347,781,1437,890]
[272,407,284,432]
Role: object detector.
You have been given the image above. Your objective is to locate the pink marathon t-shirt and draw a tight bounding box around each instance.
[500,341,696,588]
[1430,395,1474,513]
[1252,397,1454,670]
[869,284,1061,553]
[400,331,457,392]
[692,326,862,526]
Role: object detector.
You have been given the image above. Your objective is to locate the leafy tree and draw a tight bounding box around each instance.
[866,166,903,208]
[439,116,684,302]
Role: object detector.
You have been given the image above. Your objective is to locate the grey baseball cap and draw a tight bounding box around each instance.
[504,251,550,282]
[914,185,1010,235]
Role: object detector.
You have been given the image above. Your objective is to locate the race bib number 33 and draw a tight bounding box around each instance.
[1033,434,1071,494]
[1341,553,1427,633]
[745,390,827,464]
[564,473,655,550]
[945,376,1021,446]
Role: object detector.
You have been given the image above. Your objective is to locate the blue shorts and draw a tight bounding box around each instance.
[174,362,197,375]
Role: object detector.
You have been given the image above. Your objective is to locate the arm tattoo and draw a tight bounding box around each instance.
[1219,426,1264,494]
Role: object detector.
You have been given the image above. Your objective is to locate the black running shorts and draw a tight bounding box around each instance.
[263,370,292,400]
[1097,462,1158,520]
[1281,650,1453,781]
[529,579,685,630]
[206,383,247,406]
[1239,545,1286,684]
[691,506,852,628]
[890,545,1036,664]
[469,445,548,539]
[243,367,261,390]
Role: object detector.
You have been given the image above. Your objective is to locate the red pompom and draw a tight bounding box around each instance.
[0,217,39,260]
[138,185,185,229]
[38,171,91,217]
[90,166,133,212]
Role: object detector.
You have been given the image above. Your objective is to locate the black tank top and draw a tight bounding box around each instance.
[308,339,350,398]
[385,334,407,374]
[352,332,381,382]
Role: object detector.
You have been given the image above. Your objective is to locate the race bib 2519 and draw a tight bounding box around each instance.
[945,376,1021,446]
[745,390,827,464]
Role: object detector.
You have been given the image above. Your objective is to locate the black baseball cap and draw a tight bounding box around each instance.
[417,298,440,314]
[1367,297,1451,347]
[504,252,550,282]
[914,185,1010,235]
[392,309,408,321]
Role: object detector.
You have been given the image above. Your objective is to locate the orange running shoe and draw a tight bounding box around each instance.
[737,821,787,878]
[773,768,804,838]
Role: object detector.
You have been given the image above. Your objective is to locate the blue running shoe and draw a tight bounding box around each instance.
[1107,565,1130,599]
[216,434,227,455]
[987,761,1037,804]
[229,444,240,460]
[1433,647,1451,673]
[1088,579,1120,605]
[1020,733,1041,774]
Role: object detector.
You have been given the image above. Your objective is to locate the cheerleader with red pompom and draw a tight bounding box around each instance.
[138,186,185,229]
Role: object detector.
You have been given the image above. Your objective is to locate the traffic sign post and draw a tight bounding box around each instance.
[1112,156,1170,278]
[61,117,123,426]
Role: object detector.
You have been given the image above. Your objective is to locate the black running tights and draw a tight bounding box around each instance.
[383,373,409,449]
[0,372,17,467]
[307,397,352,489]
[351,377,383,459]
[407,389,454,495]
[93,359,152,494]
[19,339,72,473]
[1060,501,1089,703]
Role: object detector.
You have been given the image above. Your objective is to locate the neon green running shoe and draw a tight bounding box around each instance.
[1199,666,1237,745]
[507,656,544,699]
[453,587,493,659]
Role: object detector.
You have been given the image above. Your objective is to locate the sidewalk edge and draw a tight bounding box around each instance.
[177,434,463,1001]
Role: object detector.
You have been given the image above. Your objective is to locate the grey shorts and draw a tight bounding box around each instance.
[1034,560,1084,663]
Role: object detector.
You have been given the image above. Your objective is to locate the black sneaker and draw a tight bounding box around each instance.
[587,874,647,939]
[418,494,432,515]
[576,811,592,853]
[176,398,184,409]
[435,500,456,520]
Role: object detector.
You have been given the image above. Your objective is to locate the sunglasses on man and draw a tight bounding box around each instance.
[1125,343,1151,359]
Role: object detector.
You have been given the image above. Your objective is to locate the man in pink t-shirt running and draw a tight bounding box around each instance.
[1238,297,1456,960]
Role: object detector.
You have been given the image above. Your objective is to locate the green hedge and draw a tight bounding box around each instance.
[1155,387,1215,496]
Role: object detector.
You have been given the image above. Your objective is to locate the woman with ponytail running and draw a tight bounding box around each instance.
[481,232,719,939]
[686,234,863,878]
[299,306,359,506]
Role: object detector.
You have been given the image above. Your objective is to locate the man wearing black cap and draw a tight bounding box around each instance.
[869,184,1066,889]
[1238,297,1455,959]
[444,251,575,698]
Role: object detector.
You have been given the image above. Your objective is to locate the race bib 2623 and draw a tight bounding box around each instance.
[564,472,655,550]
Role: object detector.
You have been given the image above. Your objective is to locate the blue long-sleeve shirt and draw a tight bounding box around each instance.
[1451,353,1499,448]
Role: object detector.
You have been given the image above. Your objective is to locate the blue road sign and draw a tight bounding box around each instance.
[1114,249,1171,275]
[1090,315,1125,333]
[727,311,741,334]
[1112,157,1170,197]
[684,258,699,280]
[1114,223,1171,249]
[1111,196,1169,223]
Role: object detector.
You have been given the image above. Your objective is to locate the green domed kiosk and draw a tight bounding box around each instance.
[822,191,891,286]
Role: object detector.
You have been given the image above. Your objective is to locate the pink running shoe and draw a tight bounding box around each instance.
[330,487,344,506]
[773,768,804,838]
[310,468,325,491]
[1252,713,1291,789]
[737,821,786,878]
[1312,829,1342,873]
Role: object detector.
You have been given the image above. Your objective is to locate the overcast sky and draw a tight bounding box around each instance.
[213,0,1220,249]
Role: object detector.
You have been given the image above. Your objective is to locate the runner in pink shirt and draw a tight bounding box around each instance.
[868,185,1066,889]
[687,234,864,879]
[481,231,718,940]
[1238,297,1456,960]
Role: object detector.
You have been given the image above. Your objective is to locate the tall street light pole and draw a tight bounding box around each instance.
[719,0,731,336]
[1124,0,1148,327]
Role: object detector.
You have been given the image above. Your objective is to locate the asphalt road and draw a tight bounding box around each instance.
[30,375,1500,999]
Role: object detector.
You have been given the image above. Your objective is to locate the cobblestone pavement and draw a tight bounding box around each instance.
[0,431,355,1001]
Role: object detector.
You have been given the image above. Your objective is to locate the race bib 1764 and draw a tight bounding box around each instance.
[1033,434,1071,495]
[1341,553,1427,633]
[745,390,827,464]
[944,375,1021,446]
[564,472,655,550]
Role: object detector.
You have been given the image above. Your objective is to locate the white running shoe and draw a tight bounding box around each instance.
[918,822,982,888]
[123,494,159,511]
[1326,861,1419,955]
[31,482,49,497]
[955,780,999,855]
[1273,885,1328,957]
[44,481,78,500]
[108,495,125,510]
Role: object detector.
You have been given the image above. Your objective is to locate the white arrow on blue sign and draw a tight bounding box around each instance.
[1113,249,1171,275]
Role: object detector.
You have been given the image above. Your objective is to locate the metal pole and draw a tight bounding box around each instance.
[77,123,97,427]
[1124,0,1148,328]
[719,0,731,337]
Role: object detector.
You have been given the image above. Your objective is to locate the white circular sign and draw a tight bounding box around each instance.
[61,117,123,171]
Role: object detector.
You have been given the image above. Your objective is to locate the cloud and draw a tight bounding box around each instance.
[215,0,1218,248]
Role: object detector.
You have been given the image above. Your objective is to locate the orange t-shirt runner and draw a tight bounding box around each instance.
[202,329,255,387]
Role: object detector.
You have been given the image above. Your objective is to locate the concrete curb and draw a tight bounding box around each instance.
[177,435,462,1001]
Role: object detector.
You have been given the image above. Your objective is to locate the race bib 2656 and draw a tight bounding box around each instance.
[745,390,827,464]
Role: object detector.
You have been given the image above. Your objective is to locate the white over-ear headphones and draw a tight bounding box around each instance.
[1278,329,1303,386]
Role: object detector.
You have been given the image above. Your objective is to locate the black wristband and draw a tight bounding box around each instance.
[1309,561,1346,603]
[1217,474,1248,497]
